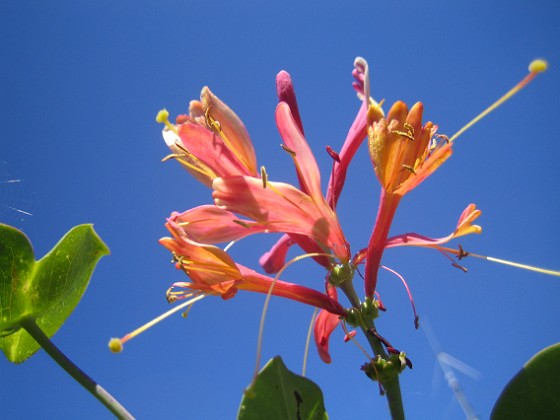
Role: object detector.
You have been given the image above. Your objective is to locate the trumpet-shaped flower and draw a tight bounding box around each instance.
[385,204,482,249]
[160,87,258,187]
[160,215,347,316]
[364,101,452,298]
[368,101,452,197]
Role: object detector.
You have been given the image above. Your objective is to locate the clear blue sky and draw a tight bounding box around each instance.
[1,1,559,419]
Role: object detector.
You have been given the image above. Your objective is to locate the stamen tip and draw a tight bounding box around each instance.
[156,108,170,123]
[108,337,123,353]
[529,59,547,74]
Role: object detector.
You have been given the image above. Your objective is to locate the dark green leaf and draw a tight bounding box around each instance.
[492,343,560,419]
[0,224,109,363]
[238,356,327,420]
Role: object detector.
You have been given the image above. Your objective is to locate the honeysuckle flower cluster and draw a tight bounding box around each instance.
[153,55,512,371]
[107,56,555,419]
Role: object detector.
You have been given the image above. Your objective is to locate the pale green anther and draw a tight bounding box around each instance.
[156,108,170,123]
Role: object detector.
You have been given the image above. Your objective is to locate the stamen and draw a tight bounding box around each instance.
[204,106,222,132]
[260,166,268,189]
[280,143,296,157]
[391,123,415,141]
[161,141,215,180]
[233,219,251,228]
[223,240,236,252]
[302,308,319,377]
[437,246,560,277]
[449,59,547,143]
[469,252,560,277]
[381,265,419,329]
[248,251,336,393]
[402,164,417,175]
[156,109,178,135]
[204,106,254,171]
[341,320,371,359]
[108,293,206,352]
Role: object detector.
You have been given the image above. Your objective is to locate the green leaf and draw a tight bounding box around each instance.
[238,356,328,420]
[491,343,560,419]
[0,224,109,363]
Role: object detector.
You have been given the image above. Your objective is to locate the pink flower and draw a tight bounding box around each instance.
[161,87,258,187]
[160,215,347,317]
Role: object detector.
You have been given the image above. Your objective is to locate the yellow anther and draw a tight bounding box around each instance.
[402,164,417,175]
[280,144,296,156]
[156,108,169,123]
[392,123,415,141]
[233,219,251,228]
[108,338,123,353]
[260,166,268,189]
[529,59,547,73]
[205,106,222,132]
[156,108,178,134]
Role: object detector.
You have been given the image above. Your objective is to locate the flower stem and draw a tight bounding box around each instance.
[361,319,405,420]
[339,281,405,420]
[20,317,134,420]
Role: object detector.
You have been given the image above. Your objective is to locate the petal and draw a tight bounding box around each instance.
[276,71,305,135]
[313,286,340,363]
[385,204,482,248]
[213,176,350,260]
[201,87,258,174]
[171,205,270,244]
[259,234,295,274]
[160,220,243,291]
[163,128,214,187]
[177,123,256,178]
[238,266,346,316]
[275,102,322,199]
[326,101,370,208]
[393,142,453,195]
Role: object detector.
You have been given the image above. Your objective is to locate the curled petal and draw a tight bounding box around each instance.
[385,204,482,248]
[259,234,296,274]
[313,286,340,364]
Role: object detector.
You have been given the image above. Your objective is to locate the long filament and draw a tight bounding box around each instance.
[248,252,336,391]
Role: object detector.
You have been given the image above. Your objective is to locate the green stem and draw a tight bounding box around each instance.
[339,280,405,420]
[20,317,134,420]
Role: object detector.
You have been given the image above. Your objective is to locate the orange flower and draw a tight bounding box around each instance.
[364,101,452,298]
[160,216,347,317]
[368,101,452,197]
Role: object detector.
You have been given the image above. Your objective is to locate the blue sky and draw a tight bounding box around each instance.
[1,1,559,419]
